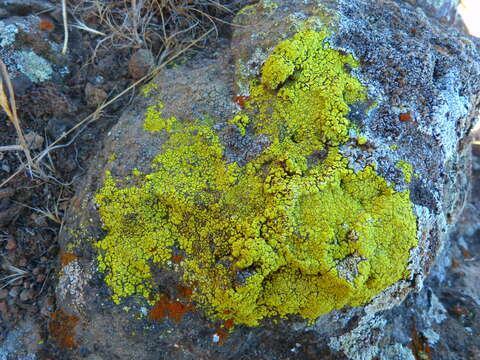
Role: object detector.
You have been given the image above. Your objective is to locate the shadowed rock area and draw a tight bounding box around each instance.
[53,0,479,359]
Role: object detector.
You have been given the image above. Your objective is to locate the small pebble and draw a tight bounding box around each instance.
[85,83,108,107]
[40,296,54,317]
[31,213,48,227]
[24,131,44,150]
[46,116,75,139]
[0,301,7,314]
[23,281,30,289]
[18,257,27,267]
[128,49,155,80]
[40,256,48,263]
[8,286,20,299]
[32,267,41,275]
[1,163,10,173]
[0,188,15,199]
[5,238,16,251]
[19,289,34,302]
[0,289,8,300]
[36,274,46,283]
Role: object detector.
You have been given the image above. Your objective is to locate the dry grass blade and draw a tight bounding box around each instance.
[0,28,213,189]
[0,264,29,290]
[12,199,63,225]
[0,60,36,172]
[72,20,106,36]
[75,0,243,58]
[0,81,13,119]
[62,0,69,54]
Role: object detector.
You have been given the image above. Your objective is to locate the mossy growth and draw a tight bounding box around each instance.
[95,30,418,326]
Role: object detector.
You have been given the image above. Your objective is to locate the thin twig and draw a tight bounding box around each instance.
[0,145,23,151]
[62,0,69,54]
[0,28,213,189]
[36,268,52,297]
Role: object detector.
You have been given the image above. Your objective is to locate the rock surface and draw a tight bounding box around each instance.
[0,13,65,91]
[55,0,480,359]
[406,0,460,24]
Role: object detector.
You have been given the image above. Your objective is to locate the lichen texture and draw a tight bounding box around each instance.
[95,30,418,326]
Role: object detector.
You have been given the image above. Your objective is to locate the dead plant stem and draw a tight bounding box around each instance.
[0,61,36,172]
[62,0,69,54]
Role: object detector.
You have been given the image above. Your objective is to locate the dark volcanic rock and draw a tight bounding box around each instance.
[55,1,480,359]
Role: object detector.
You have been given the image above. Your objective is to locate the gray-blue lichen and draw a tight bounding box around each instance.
[14,50,53,83]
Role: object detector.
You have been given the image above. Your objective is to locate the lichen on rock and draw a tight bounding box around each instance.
[94,29,418,326]
[14,50,53,82]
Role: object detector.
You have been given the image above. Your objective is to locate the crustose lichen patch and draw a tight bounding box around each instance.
[95,30,418,326]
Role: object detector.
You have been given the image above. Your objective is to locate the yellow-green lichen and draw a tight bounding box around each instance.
[141,81,159,97]
[229,113,250,136]
[358,137,367,145]
[236,0,278,17]
[95,30,418,326]
[143,103,176,133]
[397,160,413,183]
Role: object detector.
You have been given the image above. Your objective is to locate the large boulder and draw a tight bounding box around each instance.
[56,0,480,358]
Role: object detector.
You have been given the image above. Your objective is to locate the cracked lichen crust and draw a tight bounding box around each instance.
[95,30,418,326]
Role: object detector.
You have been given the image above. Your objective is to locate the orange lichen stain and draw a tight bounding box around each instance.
[171,255,183,263]
[212,318,235,345]
[149,296,195,323]
[452,305,470,316]
[60,252,78,266]
[214,329,229,345]
[39,19,55,31]
[176,285,193,298]
[223,318,234,331]
[399,112,413,122]
[450,257,460,270]
[48,309,79,348]
[233,95,251,109]
[409,321,432,360]
[434,45,450,55]
[459,246,472,259]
